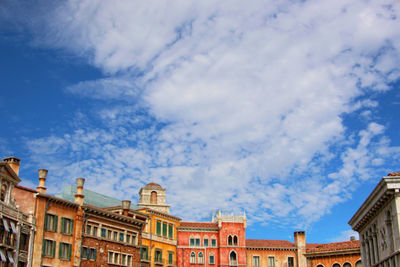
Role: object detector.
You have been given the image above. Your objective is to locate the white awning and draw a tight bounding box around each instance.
[9,221,17,234]
[2,218,9,232]
[0,249,6,262]
[7,251,14,264]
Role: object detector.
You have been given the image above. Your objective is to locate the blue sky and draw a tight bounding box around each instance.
[1,0,400,243]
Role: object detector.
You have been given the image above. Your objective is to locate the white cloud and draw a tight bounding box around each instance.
[6,0,400,227]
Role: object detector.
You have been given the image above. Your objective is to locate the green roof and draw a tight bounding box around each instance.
[55,184,138,209]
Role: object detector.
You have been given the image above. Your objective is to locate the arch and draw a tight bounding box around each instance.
[229,250,237,266]
[233,235,238,246]
[1,184,7,202]
[198,252,204,264]
[316,265,324,267]
[332,263,341,267]
[150,191,158,204]
[355,260,362,267]
[343,263,351,267]
[228,235,233,246]
[190,252,196,264]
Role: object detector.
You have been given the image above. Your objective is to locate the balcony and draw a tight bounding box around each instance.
[140,256,150,263]
[0,202,32,223]
[167,260,176,267]
[154,258,164,266]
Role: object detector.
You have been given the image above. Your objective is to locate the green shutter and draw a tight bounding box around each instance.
[169,252,173,264]
[54,215,58,232]
[70,219,74,235]
[156,221,161,235]
[61,218,65,233]
[168,225,173,238]
[42,240,46,256]
[163,223,167,237]
[44,214,48,230]
[59,243,62,259]
[68,244,72,260]
[93,249,97,260]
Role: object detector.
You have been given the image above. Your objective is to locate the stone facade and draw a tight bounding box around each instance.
[138,183,171,214]
[349,174,400,267]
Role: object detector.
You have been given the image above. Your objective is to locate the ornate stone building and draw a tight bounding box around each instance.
[0,157,35,267]
[349,172,400,267]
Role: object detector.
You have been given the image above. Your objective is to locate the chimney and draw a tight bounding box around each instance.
[36,169,48,193]
[75,178,85,205]
[122,200,131,216]
[3,157,21,176]
[294,231,307,267]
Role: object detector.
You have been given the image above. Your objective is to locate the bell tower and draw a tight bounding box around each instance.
[138,182,170,214]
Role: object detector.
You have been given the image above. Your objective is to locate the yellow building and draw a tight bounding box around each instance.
[136,183,181,267]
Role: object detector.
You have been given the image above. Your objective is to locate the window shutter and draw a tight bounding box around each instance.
[70,219,74,234]
[54,216,58,232]
[42,240,46,255]
[68,244,72,260]
[94,249,97,260]
[61,218,65,233]
[59,243,62,258]
[51,241,55,258]
[44,214,48,230]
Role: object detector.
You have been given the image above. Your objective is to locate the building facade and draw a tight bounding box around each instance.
[349,172,400,267]
[177,211,247,267]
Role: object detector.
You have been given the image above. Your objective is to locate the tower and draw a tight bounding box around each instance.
[138,182,170,214]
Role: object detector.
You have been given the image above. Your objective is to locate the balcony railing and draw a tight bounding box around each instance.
[167,260,177,266]
[140,256,150,262]
[154,258,164,265]
[0,201,33,224]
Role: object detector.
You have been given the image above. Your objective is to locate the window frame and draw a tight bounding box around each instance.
[44,214,58,232]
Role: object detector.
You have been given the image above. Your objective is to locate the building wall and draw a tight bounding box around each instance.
[306,254,361,267]
[12,186,36,215]
[247,249,297,267]
[218,222,246,266]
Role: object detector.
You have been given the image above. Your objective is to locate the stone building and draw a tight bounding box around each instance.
[13,169,146,267]
[177,211,247,267]
[0,157,35,267]
[136,183,181,267]
[349,172,400,267]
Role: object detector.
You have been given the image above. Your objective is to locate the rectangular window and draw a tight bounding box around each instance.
[131,235,136,245]
[114,252,119,264]
[42,239,56,258]
[195,238,200,247]
[268,256,275,267]
[119,232,124,242]
[82,247,88,259]
[113,231,118,241]
[253,256,260,267]
[86,225,91,235]
[101,228,106,238]
[107,230,112,239]
[163,222,168,237]
[211,239,216,247]
[108,252,113,263]
[141,247,148,260]
[127,255,132,267]
[288,257,294,267]
[44,214,58,232]
[93,226,98,236]
[168,252,173,265]
[59,242,72,260]
[209,255,215,264]
[89,248,97,260]
[168,224,173,238]
[19,233,29,251]
[126,234,131,243]
[61,217,74,235]
[190,238,195,246]
[122,254,127,265]
[156,221,161,235]
[155,250,162,263]
[204,238,209,247]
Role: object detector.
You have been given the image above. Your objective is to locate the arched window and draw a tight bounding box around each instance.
[150,191,157,204]
[233,235,238,246]
[332,264,341,267]
[343,263,351,267]
[1,184,7,202]
[355,261,361,267]
[229,251,237,266]
[228,235,233,246]
[190,252,196,264]
[209,252,215,264]
[316,265,324,267]
[198,252,204,264]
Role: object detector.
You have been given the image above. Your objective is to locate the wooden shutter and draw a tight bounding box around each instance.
[54,215,58,232]
[70,219,74,235]
[44,214,48,230]
[61,218,65,233]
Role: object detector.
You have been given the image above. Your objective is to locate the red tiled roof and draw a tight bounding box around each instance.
[144,182,163,190]
[246,239,295,248]
[179,222,219,229]
[388,172,400,176]
[306,240,360,253]
[15,185,37,193]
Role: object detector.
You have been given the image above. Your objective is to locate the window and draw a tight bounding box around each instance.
[119,233,124,242]
[113,231,118,241]
[44,214,58,232]
[101,228,106,238]
[92,226,98,236]
[190,252,196,264]
[168,252,173,265]
[195,238,200,247]
[127,255,132,267]
[156,221,161,235]
[151,191,158,204]
[355,261,362,267]
[59,242,72,260]
[82,247,89,259]
[141,247,149,260]
[268,256,275,267]
[343,263,351,267]
[42,239,56,258]
[253,256,260,267]
[163,222,168,237]
[107,230,112,239]
[190,238,195,246]
[211,239,217,247]
[0,184,6,202]
[168,224,173,238]
[86,225,91,235]
[332,264,340,267]
[19,233,29,251]
[288,257,294,267]
[204,238,209,247]
[209,254,215,264]
[228,235,233,246]
[122,254,127,265]
[233,236,238,246]
[155,250,162,263]
[88,248,96,260]
[229,251,237,266]
[198,252,204,264]
[61,217,73,235]
[109,251,120,264]
[131,235,136,245]
[316,265,324,267]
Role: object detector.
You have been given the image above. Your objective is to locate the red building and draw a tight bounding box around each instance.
[177,211,246,267]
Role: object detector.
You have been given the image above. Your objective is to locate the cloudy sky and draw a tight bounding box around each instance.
[1,0,400,242]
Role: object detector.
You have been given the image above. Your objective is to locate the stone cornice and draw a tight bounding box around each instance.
[246,247,296,251]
